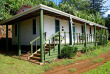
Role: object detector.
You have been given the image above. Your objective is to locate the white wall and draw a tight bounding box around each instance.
[44,15,70,44]
[12,15,94,46]
[12,16,40,45]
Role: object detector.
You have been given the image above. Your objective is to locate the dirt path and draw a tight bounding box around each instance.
[43,51,110,74]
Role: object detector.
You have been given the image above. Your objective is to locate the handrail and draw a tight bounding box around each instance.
[30,36,40,54]
[30,36,40,44]
[43,31,60,44]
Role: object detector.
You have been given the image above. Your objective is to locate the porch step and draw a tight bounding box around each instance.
[28,59,40,64]
[37,51,49,54]
[45,46,54,48]
[28,43,56,63]
[30,57,41,60]
[46,44,55,46]
[34,54,41,57]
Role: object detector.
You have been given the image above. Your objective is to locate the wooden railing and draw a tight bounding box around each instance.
[43,31,60,60]
[73,32,95,45]
[30,36,40,54]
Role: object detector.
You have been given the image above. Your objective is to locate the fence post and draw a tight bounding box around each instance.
[106,29,108,41]
[40,9,44,62]
[58,32,61,56]
[49,40,50,56]
[94,25,96,46]
[74,32,75,45]
[18,18,21,56]
[101,28,102,44]
[84,22,87,47]
[64,32,66,45]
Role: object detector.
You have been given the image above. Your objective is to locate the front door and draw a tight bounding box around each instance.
[55,20,60,33]
[73,24,75,39]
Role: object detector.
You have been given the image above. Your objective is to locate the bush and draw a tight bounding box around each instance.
[58,46,78,59]
[82,46,96,53]
[98,37,108,46]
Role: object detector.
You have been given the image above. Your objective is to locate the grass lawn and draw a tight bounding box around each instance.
[83,60,110,74]
[0,44,110,74]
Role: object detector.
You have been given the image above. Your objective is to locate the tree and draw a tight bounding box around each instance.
[90,0,108,15]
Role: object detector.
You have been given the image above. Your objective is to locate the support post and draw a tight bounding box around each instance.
[6,24,8,51]
[106,29,108,41]
[58,32,61,56]
[101,28,102,44]
[94,25,96,46]
[18,18,21,56]
[40,9,44,62]
[84,22,86,47]
[69,17,73,45]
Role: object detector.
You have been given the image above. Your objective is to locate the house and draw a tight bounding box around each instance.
[0,4,108,63]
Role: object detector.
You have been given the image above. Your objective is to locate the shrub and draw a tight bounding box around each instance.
[98,37,108,46]
[82,46,96,53]
[58,46,78,59]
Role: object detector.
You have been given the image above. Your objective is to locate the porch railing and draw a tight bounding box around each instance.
[73,32,95,45]
[30,36,40,54]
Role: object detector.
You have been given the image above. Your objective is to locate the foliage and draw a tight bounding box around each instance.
[97,36,108,46]
[0,0,106,26]
[82,46,96,53]
[58,46,78,59]
[69,68,76,72]
[92,58,104,63]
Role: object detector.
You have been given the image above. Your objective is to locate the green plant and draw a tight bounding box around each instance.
[92,58,104,63]
[69,68,76,72]
[97,36,108,46]
[58,46,78,59]
[82,46,96,53]
[83,60,110,74]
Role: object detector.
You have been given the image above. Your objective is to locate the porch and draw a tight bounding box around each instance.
[0,4,108,63]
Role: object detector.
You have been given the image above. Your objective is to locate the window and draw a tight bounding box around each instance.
[15,24,17,36]
[90,27,92,34]
[55,20,60,33]
[33,19,36,34]
[82,25,84,33]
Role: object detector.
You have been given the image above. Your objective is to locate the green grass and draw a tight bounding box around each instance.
[0,44,110,74]
[0,54,44,74]
[92,58,104,63]
[83,60,110,74]
[69,68,76,72]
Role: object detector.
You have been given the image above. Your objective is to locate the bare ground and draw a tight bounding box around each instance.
[43,50,110,74]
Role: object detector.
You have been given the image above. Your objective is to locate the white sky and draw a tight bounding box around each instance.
[103,0,110,17]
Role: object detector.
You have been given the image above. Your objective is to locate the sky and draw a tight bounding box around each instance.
[103,0,110,17]
[51,0,110,17]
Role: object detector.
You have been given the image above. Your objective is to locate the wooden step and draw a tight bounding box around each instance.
[46,44,55,46]
[34,54,41,57]
[28,59,40,64]
[45,46,54,48]
[30,57,41,60]
[37,51,49,54]
[45,48,50,51]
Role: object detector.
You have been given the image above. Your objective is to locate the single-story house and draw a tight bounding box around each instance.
[0,4,108,63]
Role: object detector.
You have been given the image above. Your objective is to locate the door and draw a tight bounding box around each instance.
[55,20,60,33]
[73,24,75,39]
